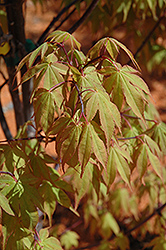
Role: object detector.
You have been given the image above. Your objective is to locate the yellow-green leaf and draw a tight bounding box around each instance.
[78,123,92,173]
[89,123,107,169]
[0,192,15,216]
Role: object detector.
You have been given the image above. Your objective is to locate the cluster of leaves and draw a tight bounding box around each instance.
[1,30,166,249]
[62,0,166,74]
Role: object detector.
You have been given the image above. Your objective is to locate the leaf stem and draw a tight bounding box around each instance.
[0,171,17,182]
[73,82,88,123]
[49,81,65,92]
[121,113,157,123]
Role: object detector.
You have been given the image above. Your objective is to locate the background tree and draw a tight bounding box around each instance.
[0,0,166,249]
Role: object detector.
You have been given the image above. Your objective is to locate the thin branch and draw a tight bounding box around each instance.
[68,0,100,34]
[0,134,56,144]
[128,9,166,64]
[121,113,158,123]
[0,99,13,140]
[37,0,82,45]
[126,203,166,236]
[54,7,77,31]
[76,203,166,250]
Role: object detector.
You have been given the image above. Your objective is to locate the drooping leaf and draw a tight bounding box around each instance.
[104,147,116,188]
[99,64,150,120]
[146,146,162,179]
[0,192,15,216]
[78,123,92,173]
[56,122,82,164]
[89,123,107,169]
[100,212,120,239]
[33,88,56,132]
[52,187,71,208]
[115,232,130,250]
[136,143,148,180]
[39,181,56,225]
[48,116,72,136]
[86,89,121,145]
[108,144,131,186]
[152,122,166,155]
[47,30,81,50]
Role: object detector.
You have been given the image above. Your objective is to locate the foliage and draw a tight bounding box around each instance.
[0,29,166,249]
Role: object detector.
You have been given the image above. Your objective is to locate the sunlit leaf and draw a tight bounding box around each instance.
[78,123,92,173]
[33,88,56,132]
[47,30,81,50]
[89,123,107,169]
[60,231,80,250]
[0,192,14,216]
[136,143,148,179]
[100,212,120,239]
[56,122,82,164]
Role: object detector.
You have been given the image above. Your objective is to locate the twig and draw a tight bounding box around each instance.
[75,203,166,249]
[121,113,158,124]
[0,134,56,144]
[54,7,77,31]
[68,0,100,34]
[128,9,166,64]
[37,0,82,45]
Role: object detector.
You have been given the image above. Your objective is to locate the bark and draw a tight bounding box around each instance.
[5,0,33,131]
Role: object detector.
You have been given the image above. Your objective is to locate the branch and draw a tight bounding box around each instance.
[75,203,166,250]
[68,0,100,34]
[0,134,56,144]
[121,113,158,124]
[37,0,82,45]
[0,99,13,140]
[128,9,166,64]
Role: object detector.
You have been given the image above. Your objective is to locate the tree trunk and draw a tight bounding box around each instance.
[5,0,33,133]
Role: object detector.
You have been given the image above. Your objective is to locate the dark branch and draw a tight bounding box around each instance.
[68,0,100,34]
[0,99,13,140]
[37,0,82,45]
[128,9,166,64]
[76,203,166,249]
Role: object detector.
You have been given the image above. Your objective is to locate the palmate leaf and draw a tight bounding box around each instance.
[86,89,121,146]
[87,37,138,68]
[39,181,56,225]
[39,228,63,250]
[48,116,72,136]
[151,122,166,155]
[60,231,80,250]
[135,140,162,180]
[87,37,119,61]
[0,143,28,172]
[78,123,92,173]
[89,123,108,169]
[65,164,91,209]
[100,65,150,120]
[56,122,82,164]
[33,88,56,133]
[0,192,15,216]
[105,144,131,186]
[136,143,148,180]
[47,30,81,50]
[100,212,120,239]
[72,65,104,92]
